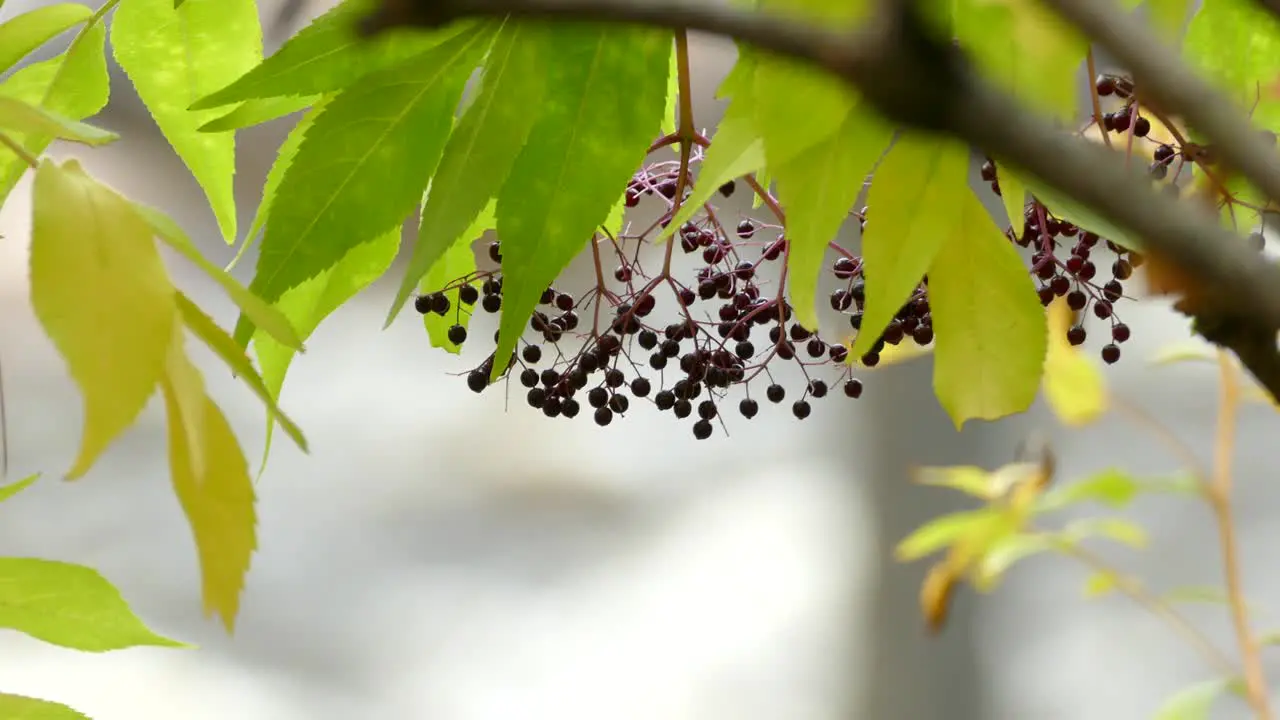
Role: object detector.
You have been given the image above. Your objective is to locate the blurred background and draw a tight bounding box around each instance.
[1,1,1278,718]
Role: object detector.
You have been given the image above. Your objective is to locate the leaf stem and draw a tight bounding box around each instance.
[663,30,696,277]
[0,132,39,169]
[1085,50,1112,150]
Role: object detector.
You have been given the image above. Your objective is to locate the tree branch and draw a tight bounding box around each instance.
[366,0,1280,403]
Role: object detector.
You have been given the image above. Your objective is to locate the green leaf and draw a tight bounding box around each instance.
[1022,174,1144,251]
[174,293,307,452]
[420,201,494,353]
[190,0,473,109]
[996,164,1028,232]
[490,24,671,381]
[895,508,1001,562]
[131,202,303,351]
[774,104,890,332]
[914,465,1003,499]
[0,96,116,144]
[0,692,91,720]
[196,95,317,132]
[1185,0,1280,108]
[852,135,969,357]
[928,186,1047,428]
[1149,0,1192,40]
[0,21,109,208]
[973,533,1051,591]
[0,473,39,503]
[30,160,178,480]
[0,557,187,650]
[1153,679,1230,720]
[237,24,495,344]
[253,230,400,476]
[660,44,678,137]
[0,3,94,75]
[1037,468,1139,511]
[1162,585,1234,607]
[388,20,546,326]
[111,0,262,244]
[1082,571,1117,598]
[1062,517,1148,549]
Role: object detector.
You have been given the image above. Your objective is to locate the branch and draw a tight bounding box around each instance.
[366,0,1280,402]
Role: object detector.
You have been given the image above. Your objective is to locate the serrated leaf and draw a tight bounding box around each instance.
[238,25,494,343]
[774,105,890,332]
[1153,679,1230,720]
[420,202,494,353]
[929,186,1047,428]
[0,3,93,75]
[30,159,177,480]
[253,230,400,476]
[389,20,546,326]
[174,293,307,452]
[0,21,108,208]
[852,135,969,356]
[490,25,671,381]
[197,95,316,132]
[0,473,39,503]
[0,692,91,720]
[895,508,1001,562]
[1082,571,1117,598]
[1022,174,1144,252]
[111,0,262,243]
[160,343,256,633]
[1043,297,1107,426]
[190,0,472,109]
[0,96,116,144]
[0,557,187,650]
[1063,517,1148,549]
[1038,468,1138,512]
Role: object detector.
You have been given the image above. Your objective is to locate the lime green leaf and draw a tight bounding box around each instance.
[160,344,256,633]
[1082,571,1117,598]
[30,159,177,480]
[1043,297,1107,426]
[996,165,1028,232]
[1062,517,1148,549]
[0,21,108,208]
[253,230,400,476]
[1149,0,1192,40]
[190,0,473,109]
[774,105,891,332]
[111,0,262,244]
[0,473,39,503]
[420,202,494,354]
[389,20,546,326]
[852,135,968,356]
[973,533,1051,591]
[895,508,1001,562]
[174,293,307,452]
[0,96,116,144]
[1150,339,1217,366]
[660,43,678,137]
[238,24,494,343]
[1185,0,1280,108]
[914,465,1005,500]
[1038,468,1139,511]
[196,95,316,132]
[490,25,671,381]
[0,557,187,650]
[1154,679,1230,720]
[131,202,302,351]
[928,186,1047,428]
[0,692,91,719]
[0,3,93,75]
[1022,174,1144,251]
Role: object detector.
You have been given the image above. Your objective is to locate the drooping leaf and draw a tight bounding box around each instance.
[160,343,256,633]
[253,229,400,476]
[174,293,307,452]
[190,0,472,109]
[30,160,177,479]
[237,24,494,344]
[491,24,671,381]
[1153,679,1230,720]
[420,201,494,354]
[928,187,1047,428]
[0,96,116,144]
[1037,468,1138,511]
[0,692,91,720]
[389,20,546,325]
[111,0,262,243]
[852,135,969,357]
[0,557,187,650]
[1042,297,1107,426]
[196,94,317,132]
[895,508,1002,562]
[0,473,39,503]
[0,21,108,208]
[0,3,93,75]
[774,104,891,332]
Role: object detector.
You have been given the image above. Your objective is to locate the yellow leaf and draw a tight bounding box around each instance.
[1082,571,1117,598]
[1042,297,1107,425]
[30,159,178,479]
[921,561,959,634]
[914,465,1005,500]
[160,341,256,633]
[1149,339,1217,366]
[845,334,934,368]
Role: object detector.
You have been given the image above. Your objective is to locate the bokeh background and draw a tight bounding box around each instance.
[1,1,1277,718]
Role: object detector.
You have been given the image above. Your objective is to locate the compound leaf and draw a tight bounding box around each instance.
[238,24,494,343]
[420,201,494,354]
[389,20,547,325]
[928,187,1046,428]
[852,135,969,357]
[0,3,93,75]
[0,692,91,720]
[0,557,186,650]
[1042,297,1107,426]
[197,95,316,132]
[0,96,116,144]
[0,473,40,504]
[30,160,177,480]
[111,0,262,243]
[774,104,890,332]
[491,24,671,381]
